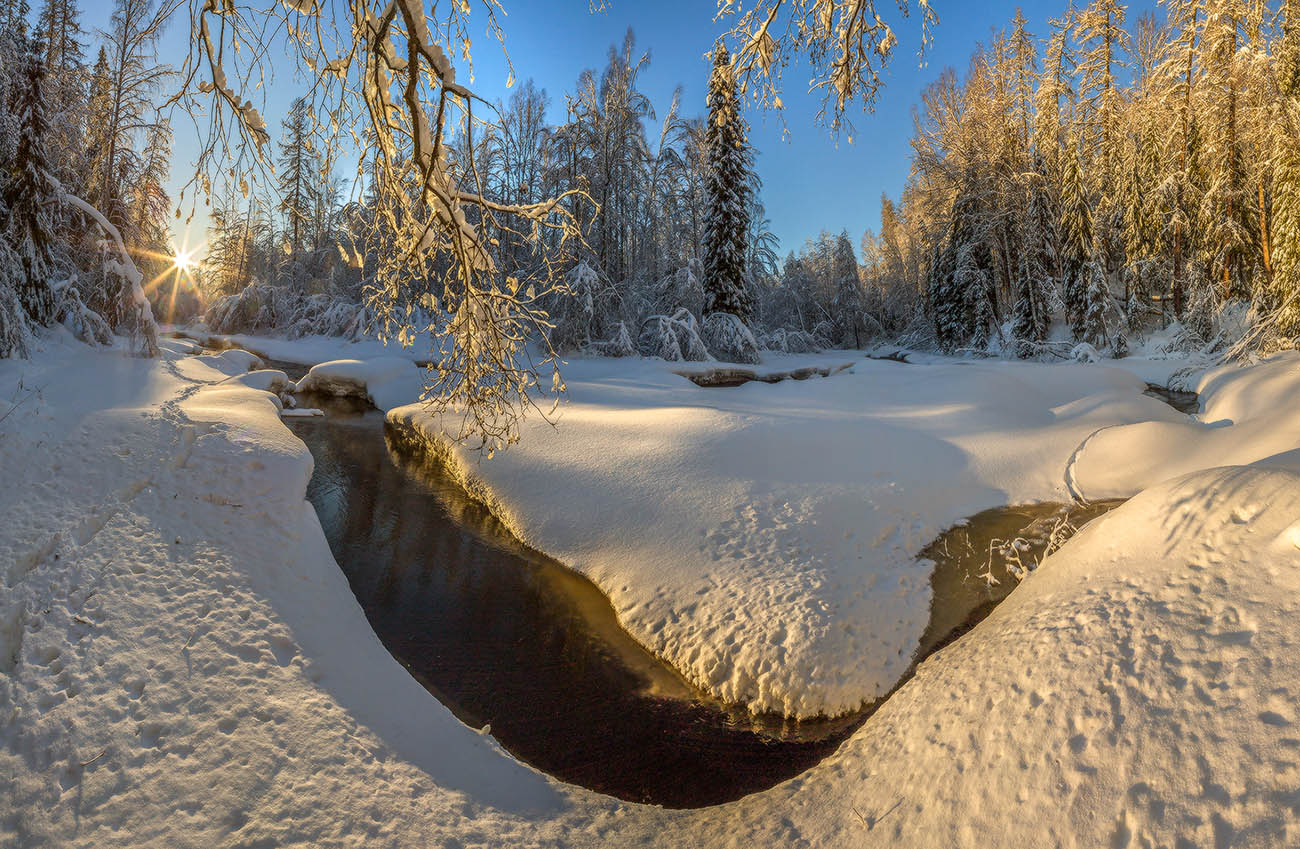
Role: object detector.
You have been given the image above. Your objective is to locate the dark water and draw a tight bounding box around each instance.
[289,395,860,808]
[286,391,1123,808]
[918,501,1122,656]
[1143,383,1200,414]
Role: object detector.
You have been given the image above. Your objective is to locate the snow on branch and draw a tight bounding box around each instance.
[177,0,589,451]
[60,193,160,357]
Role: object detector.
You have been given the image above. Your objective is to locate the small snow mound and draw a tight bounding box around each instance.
[1071,342,1101,363]
[295,357,421,410]
[221,369,292,395]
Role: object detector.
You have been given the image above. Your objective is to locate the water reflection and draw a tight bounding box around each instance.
[290,397,858,807]
[288,392,1122,807]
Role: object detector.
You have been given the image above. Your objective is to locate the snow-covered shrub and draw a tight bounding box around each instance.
[59,285,114,347]
[1071,342,1101,363]
[638,309,710,361]
[702,312,761,364]
[205,281,371,340]
[591,321,636,357]
[654,265,705,319]
[549,262,624,351]
[0,279,33,359]
[758,327,822,354]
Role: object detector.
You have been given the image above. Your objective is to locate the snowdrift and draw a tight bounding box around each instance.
[5,340,1300,847]
[1070,351,1300,500]
[388,355,1187,718]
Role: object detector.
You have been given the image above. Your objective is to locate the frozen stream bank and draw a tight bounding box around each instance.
[288,389,1127,806]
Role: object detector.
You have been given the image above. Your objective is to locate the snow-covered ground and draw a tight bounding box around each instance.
[6,332,1300,847]
[389,353,1188,717]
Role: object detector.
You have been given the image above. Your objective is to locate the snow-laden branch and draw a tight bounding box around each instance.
[61,193,160,356]
[718,0,938,132]
[178,0,587,452]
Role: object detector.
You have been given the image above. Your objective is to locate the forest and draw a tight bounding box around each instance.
[7,0,1300,384]
[10,2,1300,846]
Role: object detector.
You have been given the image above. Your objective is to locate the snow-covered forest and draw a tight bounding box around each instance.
[193,0,1300,372]
[868,0,1300,360]
[0,0,185,359]
[13,1,1300,847]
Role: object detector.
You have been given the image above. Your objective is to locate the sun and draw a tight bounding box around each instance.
[172,248,196,274]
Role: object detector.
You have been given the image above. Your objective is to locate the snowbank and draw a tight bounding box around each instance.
[5,338,1300,847]
[295,357,423,410]
[389,355,1187,718]
[1070,351,1300,500]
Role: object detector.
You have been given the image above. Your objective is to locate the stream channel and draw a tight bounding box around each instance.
[256,354,1191,807]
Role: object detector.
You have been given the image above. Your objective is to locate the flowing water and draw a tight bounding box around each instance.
[194,338,1146,807]
[286,392,1127,807]
[288,395,861,808]
[1143,382,1201,415]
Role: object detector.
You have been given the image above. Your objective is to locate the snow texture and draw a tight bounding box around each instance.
[5,337,1300,848]
[388,353,1186,717]
[294,357,422,410]
[1071,351,1300,500]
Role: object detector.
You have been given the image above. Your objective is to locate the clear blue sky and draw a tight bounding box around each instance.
[79,0,1160,258]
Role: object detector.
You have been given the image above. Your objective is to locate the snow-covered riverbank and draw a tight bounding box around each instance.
[389,353,1187,717]
[5,334,1300,847]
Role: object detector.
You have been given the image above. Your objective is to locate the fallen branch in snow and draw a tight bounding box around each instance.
[0,382,44,429]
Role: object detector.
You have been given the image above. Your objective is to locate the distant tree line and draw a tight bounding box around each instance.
[856,0,1300,359]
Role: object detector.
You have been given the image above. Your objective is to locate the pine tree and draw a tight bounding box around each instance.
[1266,0,1300,340]
[82,45,111,201]
[36,0,85,185]
[1200,3,1256,301]
[1079,258,1110,346]
[1012,156,1056,358]
[3,38,57,325]
[1033,12,1075,187]
[1060,137,1093,331]
[37,0,82,78]
[1269,142,1300,339]
[932,177,992,353]
[278,96,318,268]
[831,230,864,347]
[1074,0,1130,294]
[1,0,30,37]
[701,44,753,320]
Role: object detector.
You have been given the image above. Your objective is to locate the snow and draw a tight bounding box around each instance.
[388,352,1188,718]
[294,357,423,409]
[6,336,1300,847]
[1070,351,1300,500]
[221,368,294,395]
[175,326,437,369]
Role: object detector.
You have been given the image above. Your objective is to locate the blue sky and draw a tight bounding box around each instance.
[79,0,1159,258]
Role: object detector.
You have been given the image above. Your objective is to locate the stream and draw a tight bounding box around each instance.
[283,390,1128,807]
[221,346,1189,807]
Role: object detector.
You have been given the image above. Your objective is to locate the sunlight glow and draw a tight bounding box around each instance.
[173,248,197,274]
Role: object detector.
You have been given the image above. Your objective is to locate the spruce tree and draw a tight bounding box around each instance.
[1060,137,1093,334]
[1079,259,1110,347]
[932,178,991,353]
[701,44,753,321]
[1012,156,1056,357]
[831,230,864,347]
[1268,0,1300,340]
[278,96,318,268]
[927,225,959,351]
[3,39,57,326]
